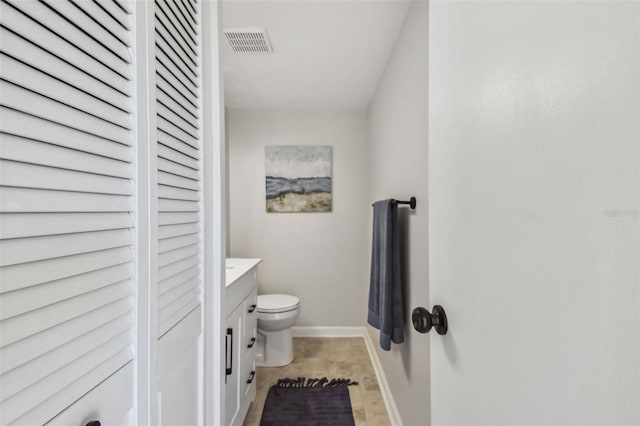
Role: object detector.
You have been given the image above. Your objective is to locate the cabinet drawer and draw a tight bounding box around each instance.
[241,356,257,403]
[225,269,257,317]
[244,342,257,367]
[243,288,258,345]
[47,361,134,426]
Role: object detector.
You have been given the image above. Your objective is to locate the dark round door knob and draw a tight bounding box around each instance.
[412,305,448,335]
[412,307,432,333]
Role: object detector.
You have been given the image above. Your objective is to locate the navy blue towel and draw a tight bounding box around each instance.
[367,199,404,350]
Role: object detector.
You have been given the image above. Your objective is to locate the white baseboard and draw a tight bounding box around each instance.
[291,326,402,426]
[362,330,403,426]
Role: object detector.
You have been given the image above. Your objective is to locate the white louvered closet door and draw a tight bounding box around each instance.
[155,0,202,338]
[154,0,203,424]
[0,0,136,425]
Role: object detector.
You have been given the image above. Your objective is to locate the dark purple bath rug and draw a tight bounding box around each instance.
[259,377,359,426]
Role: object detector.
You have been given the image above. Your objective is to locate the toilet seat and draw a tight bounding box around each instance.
[257,294,300,313]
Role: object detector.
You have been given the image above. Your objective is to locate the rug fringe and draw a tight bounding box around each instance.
[275,377,359,388]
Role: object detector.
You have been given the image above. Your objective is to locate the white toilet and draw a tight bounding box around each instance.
[256,294,300,367]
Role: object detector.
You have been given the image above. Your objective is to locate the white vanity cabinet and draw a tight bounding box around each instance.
[225,259,260,426]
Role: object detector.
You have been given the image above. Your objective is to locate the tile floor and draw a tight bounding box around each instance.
[243,337,391,426]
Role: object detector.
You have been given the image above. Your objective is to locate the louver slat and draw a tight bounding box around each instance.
[113,0,133,15]
[157,116,199,150]
[156,46,199,99]
[155,21,198,84]
[155,2,197,64]
[159,222,200,239]
[158,199,200,212]
[0,263,132,320]
[154,0,201,341]
[155,38,198,94]
[158,289,200,336]
[0,160,132,196]
[0,187,132,213]
[0,212,132,240]
[158,255,199,282]
[158,212,200,226]
[0,81,131,146]
[158,157,200,181]
[159,244,200,269]
[94,0,131,30]
[0,298,132,373]
[182,0,198,26]
[4,0,132,80]
[0,1,135,424]
[158,129,200,161]
[159,233,200,254]
[158,0,197,45]
[159,279,199,311]
[70,0,132,47]
[15,355,133,425]
[1,316,132,401]
[157,88,199,130]
[0,134,133,180]
[0,27,132,114]
[0,108,133,162]
[0,229,132,268]
[0,280,131,354]
[158,265,200,295]
[156,66,198,115]
[0,3,131,95]
[3,345,132,425]
[42,0,131,63]
[158,171,200,191]
[158,185,200,202]
[157,102,199,138]
[0,55,131,129]
[0,247,133,293]
[158,143,200,171]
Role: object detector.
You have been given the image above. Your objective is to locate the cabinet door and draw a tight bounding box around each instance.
[225,302,244,426]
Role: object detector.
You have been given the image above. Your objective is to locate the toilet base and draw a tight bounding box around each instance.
[256,328,294,367]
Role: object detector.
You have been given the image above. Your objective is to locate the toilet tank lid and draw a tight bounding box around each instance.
[257,294,300,312]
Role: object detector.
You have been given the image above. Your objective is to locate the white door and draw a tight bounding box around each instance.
[153,0,204,424]
[428,2,639,425]
[0,1,136,424]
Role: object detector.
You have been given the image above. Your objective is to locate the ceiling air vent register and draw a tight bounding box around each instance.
[224,27,273,53]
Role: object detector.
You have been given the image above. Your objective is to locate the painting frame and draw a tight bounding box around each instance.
[265,145,333,213]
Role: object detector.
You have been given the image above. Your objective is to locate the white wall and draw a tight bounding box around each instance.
[366,2,430,425]
[428,1,639,425]
[228,110,369,327]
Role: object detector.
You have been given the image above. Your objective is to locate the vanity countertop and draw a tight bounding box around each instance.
[226,258,262,287]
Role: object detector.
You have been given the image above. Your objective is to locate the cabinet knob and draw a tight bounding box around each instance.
[247,337,256,348]
[247,370,256,384]
[248,304,257,313]
[85,421,101,426]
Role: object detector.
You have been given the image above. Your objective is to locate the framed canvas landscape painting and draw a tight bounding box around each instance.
[265,145,332,213]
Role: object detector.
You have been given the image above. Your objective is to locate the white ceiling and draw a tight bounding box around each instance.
[222,0,412,110]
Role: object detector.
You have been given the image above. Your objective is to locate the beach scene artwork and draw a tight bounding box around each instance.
[265,145,332,212]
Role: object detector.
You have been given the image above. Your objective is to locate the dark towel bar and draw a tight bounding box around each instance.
[371,197,416,210]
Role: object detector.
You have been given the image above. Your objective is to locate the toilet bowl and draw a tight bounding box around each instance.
[256,294,300,367]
